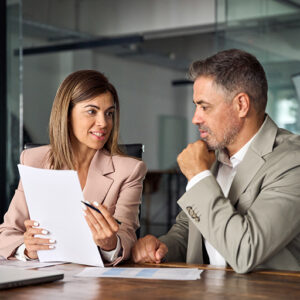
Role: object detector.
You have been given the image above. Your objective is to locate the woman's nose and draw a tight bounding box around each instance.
[95,113,107,127]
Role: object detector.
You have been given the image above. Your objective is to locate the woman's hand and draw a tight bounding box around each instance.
[23,220,56,259]
[83,202,119,251]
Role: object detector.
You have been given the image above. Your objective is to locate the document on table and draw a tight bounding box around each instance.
[18,165,104,267]
[0,260,65,269]
[76,267,202,280]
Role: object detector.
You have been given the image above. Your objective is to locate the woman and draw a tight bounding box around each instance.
[0,70,147,266]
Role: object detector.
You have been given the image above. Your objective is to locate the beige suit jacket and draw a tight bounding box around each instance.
[160,116,300,273]
[0,146,147,265]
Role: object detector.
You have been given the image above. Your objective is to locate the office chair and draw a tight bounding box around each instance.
[24,142,145,238]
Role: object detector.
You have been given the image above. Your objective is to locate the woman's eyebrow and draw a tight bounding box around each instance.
[83,104,99,109]
[105,105,115,111]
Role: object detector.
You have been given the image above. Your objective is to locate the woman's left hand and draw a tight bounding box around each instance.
[83,202,119,251]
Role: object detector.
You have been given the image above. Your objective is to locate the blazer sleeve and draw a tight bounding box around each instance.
[158,210,189,262]
[178,164,300,273]
[0,151,29,259]
[111,160,147,266]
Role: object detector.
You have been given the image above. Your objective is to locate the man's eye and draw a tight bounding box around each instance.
[201,106,207,111]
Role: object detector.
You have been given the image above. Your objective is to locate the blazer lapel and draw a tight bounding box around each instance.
[83,149,115,204]
[211,156,220,177]
[228,115,278,206]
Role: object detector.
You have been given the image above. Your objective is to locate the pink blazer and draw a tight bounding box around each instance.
[0,145,147,265]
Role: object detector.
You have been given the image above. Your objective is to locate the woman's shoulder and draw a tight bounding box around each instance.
[20,145,51,168]
[111,154,147,176]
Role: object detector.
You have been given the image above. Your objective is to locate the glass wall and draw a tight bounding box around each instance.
[216,0,300,133]
[5,0,23,212]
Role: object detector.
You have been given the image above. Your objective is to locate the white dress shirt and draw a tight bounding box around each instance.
[186,134,257,266]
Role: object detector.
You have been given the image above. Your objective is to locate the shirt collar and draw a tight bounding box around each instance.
[218,131,259,168]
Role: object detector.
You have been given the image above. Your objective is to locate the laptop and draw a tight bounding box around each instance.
[0,267,64,290]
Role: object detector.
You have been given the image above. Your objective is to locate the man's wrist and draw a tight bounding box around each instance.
[186,170,212,191]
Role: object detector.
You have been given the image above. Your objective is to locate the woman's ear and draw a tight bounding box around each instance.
[233,92,250,118]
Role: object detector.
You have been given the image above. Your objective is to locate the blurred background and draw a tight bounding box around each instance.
[1,0,300,237]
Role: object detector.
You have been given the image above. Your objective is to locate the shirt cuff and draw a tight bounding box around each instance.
[15,243,37,261]
[186,170,212,192]
[100,235,122,262]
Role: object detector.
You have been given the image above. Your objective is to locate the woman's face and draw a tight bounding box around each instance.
[70,92,115,153]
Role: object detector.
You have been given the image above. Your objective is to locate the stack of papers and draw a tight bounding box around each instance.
[76,267,202,280]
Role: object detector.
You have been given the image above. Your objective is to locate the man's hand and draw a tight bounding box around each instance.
[177,140,216,181]
[132,235,168,264]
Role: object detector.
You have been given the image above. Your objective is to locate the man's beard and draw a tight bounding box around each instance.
[199,120,241,151]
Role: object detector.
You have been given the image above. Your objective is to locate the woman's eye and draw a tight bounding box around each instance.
[87,109,96,115]
[106,111,114,118]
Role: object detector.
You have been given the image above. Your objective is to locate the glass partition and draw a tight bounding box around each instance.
[5,0,23,208]
[216,0,300,133]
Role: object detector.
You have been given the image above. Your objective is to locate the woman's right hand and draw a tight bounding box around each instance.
[23,220,56,259]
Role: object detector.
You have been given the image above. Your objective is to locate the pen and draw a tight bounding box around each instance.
[81,200,122,225]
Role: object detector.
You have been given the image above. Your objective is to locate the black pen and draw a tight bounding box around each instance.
[81,200,122,225]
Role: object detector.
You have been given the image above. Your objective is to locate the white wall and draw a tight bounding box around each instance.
[80,0,215,36]
[23,0,216,36]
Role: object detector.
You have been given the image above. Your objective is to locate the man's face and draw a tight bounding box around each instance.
[192,76,242,151]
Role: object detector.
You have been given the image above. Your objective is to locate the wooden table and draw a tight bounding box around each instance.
[1,262,300,299]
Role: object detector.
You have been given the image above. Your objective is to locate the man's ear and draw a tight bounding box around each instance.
[233,92,250,118]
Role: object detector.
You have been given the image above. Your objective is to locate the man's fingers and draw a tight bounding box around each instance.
[132,235,163,263]
[155,242,168,261]
[145,237,159,262]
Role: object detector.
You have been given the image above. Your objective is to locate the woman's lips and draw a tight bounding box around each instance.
[90,131,106,141]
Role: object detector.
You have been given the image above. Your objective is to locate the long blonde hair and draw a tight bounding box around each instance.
[48,70,123,170]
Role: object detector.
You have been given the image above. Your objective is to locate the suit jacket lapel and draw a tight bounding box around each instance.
[228,115,278,206]
[211,156,220,177]
[83,149,115,204]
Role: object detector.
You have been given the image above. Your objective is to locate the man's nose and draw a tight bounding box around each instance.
[192,107,204,125]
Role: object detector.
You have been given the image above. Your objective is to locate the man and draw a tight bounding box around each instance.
[132,49,300,274]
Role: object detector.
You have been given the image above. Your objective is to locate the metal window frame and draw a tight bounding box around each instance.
[0,0,7,220]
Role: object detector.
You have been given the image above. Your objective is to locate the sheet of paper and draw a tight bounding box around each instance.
[18,164,104,267]
[76,267,202,280]
[0,260,65,269]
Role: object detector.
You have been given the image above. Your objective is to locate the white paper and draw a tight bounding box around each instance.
[18,165,104,267]
[0,260,65,269]
[76,267,202,280]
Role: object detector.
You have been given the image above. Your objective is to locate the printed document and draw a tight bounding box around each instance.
[18,165,104,267]
[76,267,202,280]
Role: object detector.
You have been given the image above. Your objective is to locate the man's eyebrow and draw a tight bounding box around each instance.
[193,99,210,105]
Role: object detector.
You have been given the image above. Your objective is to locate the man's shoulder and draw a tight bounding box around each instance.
[274,128,300,156]
[21,145,50,168]
[262,129,300,173]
